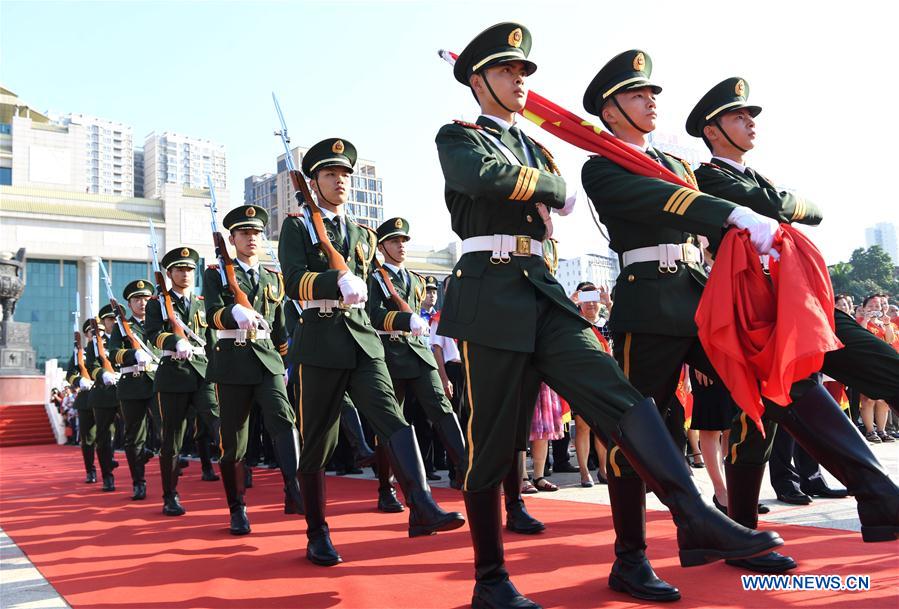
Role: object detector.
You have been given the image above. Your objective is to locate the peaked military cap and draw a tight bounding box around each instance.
[686,77,761,138]
[161,247,199,270]
[301,138,357,178]
[583,49,663,116]
[377,217,411,243]
[82,319,94,333]
[123,279,153,300]
[98,304,115,319]
[425,275,439,290]
[224,205,267,232]
[453,22,536,85]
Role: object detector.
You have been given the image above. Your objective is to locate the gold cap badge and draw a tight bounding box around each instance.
[508,28,523,48]
[136,280,145,289]
[735,79,746,97]
[180,248,190,257]
[332,140,345,154]
[394,218,403,229]
[246,206,256,217]
[633,52,646,72]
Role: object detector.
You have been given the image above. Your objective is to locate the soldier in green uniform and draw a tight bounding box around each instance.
[145,247,220,517]
[66,320,98,483]
[203,204,305,536]
[279,137,464,567]
[687,77,899,543]
[107,280,158,500]
[437,25,779,609]
[366,218,466,510]
[88,305,121,492]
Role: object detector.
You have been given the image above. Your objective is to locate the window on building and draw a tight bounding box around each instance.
[0,167,11,185]
[15,259,78,368]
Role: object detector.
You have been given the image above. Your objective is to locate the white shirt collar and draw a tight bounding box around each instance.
[319,206,345,224]
[714,156,747,173]
[623,141,652,153]
[384,262,404,275]
[481,114,515,131]
[236,258,259,275]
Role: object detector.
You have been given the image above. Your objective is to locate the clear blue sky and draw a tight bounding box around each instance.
[3,1,896,263]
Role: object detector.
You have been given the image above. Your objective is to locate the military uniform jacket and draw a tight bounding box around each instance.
[367,266,438,377]
[86,331,119,409]
[581,148,739,337]
[65,350,95,410]
[278,211,383,369]
[106,317,157,401]
[694,159,822,226]
[203,263,289,384]
[435,116,581,353]
[145,291,214,393]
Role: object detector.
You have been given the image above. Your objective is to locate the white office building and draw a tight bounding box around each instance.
[865,222,899,264]
[555,253,620,296]
[143,131,226,200]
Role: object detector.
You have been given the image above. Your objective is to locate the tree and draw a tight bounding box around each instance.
[829,245,899,301]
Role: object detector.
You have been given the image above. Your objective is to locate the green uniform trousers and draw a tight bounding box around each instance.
[460,294,641,492]
[218,373,296,463]
[391,360,455,423]
[90,384,119,456]
[610,332,817,473]
[291,349,409,473]
[77,406,96,447]
[120,397,156,456]
[823,309,899,400]
[157,383,219,460]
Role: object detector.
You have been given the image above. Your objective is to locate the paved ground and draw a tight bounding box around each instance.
[1,441,895,608]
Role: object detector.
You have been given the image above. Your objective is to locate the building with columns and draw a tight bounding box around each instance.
[0,183,229,367]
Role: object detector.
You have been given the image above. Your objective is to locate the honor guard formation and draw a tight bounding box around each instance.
[52,21,898,609]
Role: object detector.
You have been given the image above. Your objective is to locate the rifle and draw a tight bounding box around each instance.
[97,258,159,365]
[272,92,349,273]
[88,316,115,374]
[73,292,90,379]
[148,219,187,340]
[205,176,270,334]
[371,257,414,315]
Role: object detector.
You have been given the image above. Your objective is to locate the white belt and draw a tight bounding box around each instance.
[461,235,543,263]
[621,243,703,272]
[217,329,271,340]
[305,299,364,313]
[161,346,205,358]
[377,329,410,340]
[120,364,156,375]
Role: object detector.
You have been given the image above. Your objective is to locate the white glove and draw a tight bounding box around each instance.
[174,338,193,360]
[338,272,368,305]
[231,304,259,330]
[101,371,117,386]
[409,314,430,337]
[726,206,780,254]
[134,350,152,365]
[555,185,578,216]
[78,377,93,390]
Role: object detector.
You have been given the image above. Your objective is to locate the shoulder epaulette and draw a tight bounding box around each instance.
[206,264,220,270]
[196,295,204,301]
[287,212,305,218]
[453,119,482,130]
[149,295,159,301]
[700,161,723,169]
[409,270,426,281]
[662,152,698,187]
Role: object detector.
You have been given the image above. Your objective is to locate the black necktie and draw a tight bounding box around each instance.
[328,217,345,249]
[646,148,662,164]
[248,268,258,290]
[507,125,533,167]
[744,167,759,184]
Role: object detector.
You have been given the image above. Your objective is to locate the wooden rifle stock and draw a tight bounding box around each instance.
[74,331,90,379]
[155,270,187,339]
[88,318,115,374]
[111,298,140,351]
[211,232,255,309]
[371,257,414,314]
[287,169,349,273]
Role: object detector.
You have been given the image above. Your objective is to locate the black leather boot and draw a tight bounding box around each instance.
[433,412,466,483]
[128,447,147,500]
[376,445,404,513]
[97,440,115,490]
[299,470,342,566]
[503,451,544,535]
[272,428,304,515]
[386,426,465,537]
[160,454,186,516]
[778,385,899,542]
[465,487,541,609]
[82,445,97,483]
[244,460,253,488]
[221,460,250,535]
[607,474,680,601]
[198,440,220,481]
[340,401,375,467]
[724,462,796,573]
[610,398,783,567]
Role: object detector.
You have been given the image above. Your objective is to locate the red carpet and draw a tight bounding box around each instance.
[0,445,896,609]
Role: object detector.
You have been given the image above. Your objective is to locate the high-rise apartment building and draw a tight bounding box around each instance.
[133,148,144,198]
[143,131,226,199]
[57,113,134,196]
[243,173,278,235]
[865,222,899,264]
[555,253,620,296]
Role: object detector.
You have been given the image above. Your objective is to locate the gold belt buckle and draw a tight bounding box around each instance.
[247,328,257,341]
[514,236,530,257]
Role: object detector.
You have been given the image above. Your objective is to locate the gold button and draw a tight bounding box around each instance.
[455,269,462,278]
[628,274,636,282]
[215,346,220,351]
[523,269,529,277]
[344,311,351,317]
[526,214,533,223]
[299,318,304,324]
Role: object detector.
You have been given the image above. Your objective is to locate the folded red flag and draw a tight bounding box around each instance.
[695,226,843,433]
